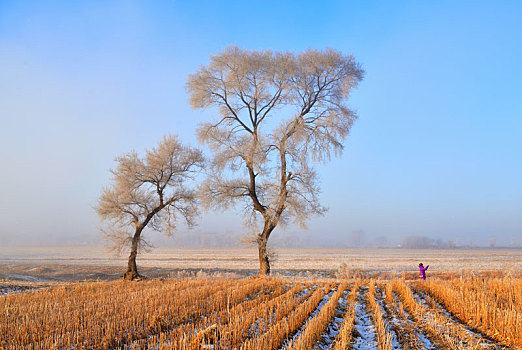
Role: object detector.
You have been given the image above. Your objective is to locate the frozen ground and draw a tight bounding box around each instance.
[374,287,401,349]
[2,277,515,349]
[313,289,349,349]
[352,286,378,350]
[0,247,521,282]
[281,286,337,349]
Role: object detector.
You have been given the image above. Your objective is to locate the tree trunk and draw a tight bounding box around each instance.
[256,217,279,276]
[124,230,142,280]
[258,239,270,276]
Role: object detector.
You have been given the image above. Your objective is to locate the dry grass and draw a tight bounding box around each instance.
[392,277,514,349]
[1,275,521,349]
[380,280,427,349]
[240,282,334,350]
[332,279,361,349]
[367,281,393,350]
[419,276,522,348]
[284,282,348,349]
[1,278,264,349]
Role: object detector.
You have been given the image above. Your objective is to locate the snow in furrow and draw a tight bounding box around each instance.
[0,284,43,296]
[279,286,336,349]
[391,292,433,349]
[352,286,378,350]
[312,288,349,349]
[375,287,401,349]
[248,284,316,337]
[412,289,505,349]
[119,283,284,350]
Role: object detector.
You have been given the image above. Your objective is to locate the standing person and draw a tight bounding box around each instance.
[419,263,429,280]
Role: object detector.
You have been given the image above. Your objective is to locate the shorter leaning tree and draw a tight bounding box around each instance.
[96,135,204,280]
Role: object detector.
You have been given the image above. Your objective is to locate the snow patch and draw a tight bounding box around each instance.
[352,286,378,350]
[313,289,350,349]
[280,286,336,349]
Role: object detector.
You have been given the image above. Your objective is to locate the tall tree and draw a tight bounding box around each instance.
[96,135,204,280]
[188,47,364,275]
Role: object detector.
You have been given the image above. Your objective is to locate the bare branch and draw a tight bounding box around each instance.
[96,134,204,278]
[187,46,363,275]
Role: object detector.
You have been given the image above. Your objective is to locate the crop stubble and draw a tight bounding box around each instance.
[1,275,521,349]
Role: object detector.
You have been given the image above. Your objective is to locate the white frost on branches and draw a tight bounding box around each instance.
[96,135,204,253]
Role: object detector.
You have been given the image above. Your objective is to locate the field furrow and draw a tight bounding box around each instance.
[310,287,350,349]
[283,282,348,350]
[411,286,506,349]
[185,282,308,349]
[369,282,399,350]
[2,278,254,349]
[331,280,361,350]
[382,283,433,350]
[418,278,522,349]
[240,283,331,350]
[351,285,379,349]
[392,278,510,350]
[121,278,290,349]
[2,275,521,350]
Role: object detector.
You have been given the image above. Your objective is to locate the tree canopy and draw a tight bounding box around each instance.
[96,134,204,279]
[188,47,363,274]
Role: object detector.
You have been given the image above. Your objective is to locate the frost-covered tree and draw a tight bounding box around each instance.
[187,47,363,275]
[96,135,204,280]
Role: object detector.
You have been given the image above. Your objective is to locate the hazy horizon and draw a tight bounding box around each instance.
[1,1,521,249]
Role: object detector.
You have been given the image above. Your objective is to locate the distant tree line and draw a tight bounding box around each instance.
[397,235,518,249]
[400,236,456,249]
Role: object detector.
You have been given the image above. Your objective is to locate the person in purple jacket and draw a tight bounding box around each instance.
[419,263,429,280]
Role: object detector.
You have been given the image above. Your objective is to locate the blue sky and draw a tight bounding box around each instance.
[1,1,521,247]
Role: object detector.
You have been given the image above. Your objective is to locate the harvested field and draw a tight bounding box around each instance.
[1,276,520,349]
[1,247,521,281]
